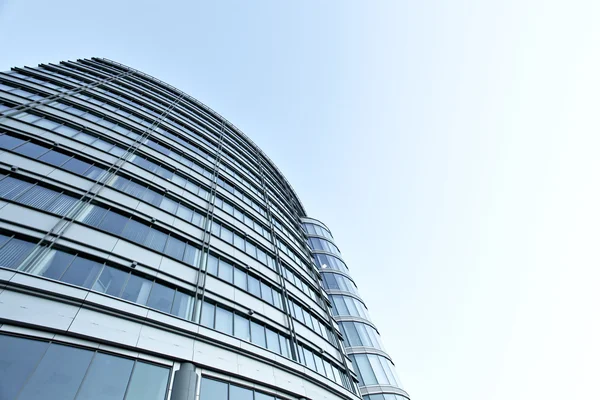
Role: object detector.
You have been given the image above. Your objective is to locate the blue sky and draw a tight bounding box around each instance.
[2,1,599,399]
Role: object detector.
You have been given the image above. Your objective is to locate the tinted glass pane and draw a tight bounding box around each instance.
[13,142,48,158]
[36,249,75,280]
[230,385,253,400]
[255,392,275,400]
[59,256,103,288]
[98,211,129,236]
[206,254,218,275]
[217,259,233,283]
[248,275,260,297]
[250,322,266,347]
[38,150,71,167]
[215,306,233,335]
[164,236,185,261]
[147,283,175,313]
[233,268,247,290]
[200,302,215,328]
[124,362,170,400]
[93,266,129,297]
[172,291,193,320]
[0,335,50,400]
[121,274,152,305]
[76,353,134,400]
[19,343,94,400]
[63,158,92,175]
[199,378,227,400]
[0,134,25,149]
[0,237,34,270]
[234,314,250,341]
[265,328,280,354]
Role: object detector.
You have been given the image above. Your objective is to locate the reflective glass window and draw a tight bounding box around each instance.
[248,275,260,297]
[234,314,250,341]
[265,328,281,354]
[230,385,253,400]
[59,256,103,288]
[250,321,266,347]
[172,291,194,320]
[76,352,134,400]
[124,361,170,400]
[0,236,35,270]
[18,343,94,400]
[0,335,50,400]
[233,267,247,290]
[217,259,233,283]
[215,306,233,335]
[147,282,175,313]
[93,265,128,297]
[121,274,152,305]
[200,302,215,328]
[199,378,227,400]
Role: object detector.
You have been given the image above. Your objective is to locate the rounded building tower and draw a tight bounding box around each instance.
[302,218,409,400]
[0,58,409,400]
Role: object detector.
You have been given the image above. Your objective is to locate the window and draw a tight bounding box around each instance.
[147,283,175,313]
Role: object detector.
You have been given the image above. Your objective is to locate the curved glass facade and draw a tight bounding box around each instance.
[302,217,410,400]
[0,58,408,400]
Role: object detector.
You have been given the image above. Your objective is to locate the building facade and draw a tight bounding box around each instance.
[0,58,409,400]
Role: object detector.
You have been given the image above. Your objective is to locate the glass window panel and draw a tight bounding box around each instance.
[229,385,253,400]
[18,343,94,400]
[272,290,282,309]
[206,254,218,275]
[234,314,250,341]
[144,229,168,253]
[147,282,175,313]
[176,204,193,221]
[200,302,215,328]
[124,361,170,400]
[183,243,199,266]
[250,321,266,347]
[13,141,49,158]
[245,241,256,258]
[350,354,373,386]
[233,267,247,290]
[84,165,104,180]
[314,354,325,375]
[233,233,245,251]
[76,352,134,400]
[60,256,103,288]
[160,197,178,214]
[0,237,35,270]
[164,236,186,261]
[172,291,193,320]
[0,133,26,149]
[279,335,290,358]
[93,265,129,297]
[255,393,275,400]
[368,354,390,385]
[220,226,233,243]
[121,219,150,244]
[63,158,93,175]
[210,221,221,236]
[217,259,233,283]
[121,274,153,305]
[199,378,227,400]
[0,334,50,400]
[38,150,71,166]
[303,347,316,370]
[98,211,129,236]
[247,275,261,297]
[215,306,233,335]
[265,328,281,354]
[260,282,273,305]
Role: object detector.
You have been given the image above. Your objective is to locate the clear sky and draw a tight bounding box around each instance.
[1,1,599,399]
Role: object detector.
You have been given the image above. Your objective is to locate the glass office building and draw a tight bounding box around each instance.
[0,58,409,400]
